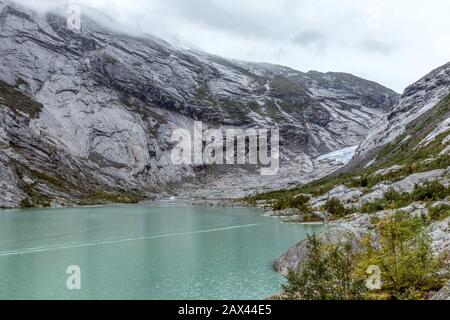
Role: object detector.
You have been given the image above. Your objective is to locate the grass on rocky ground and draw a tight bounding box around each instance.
[360,182,450,215]
[266,182,450,222]
[0,79,43,118]
[13,159,142,209]
[282,212,450,300]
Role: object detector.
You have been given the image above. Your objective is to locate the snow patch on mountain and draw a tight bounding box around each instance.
[317,145,359,164]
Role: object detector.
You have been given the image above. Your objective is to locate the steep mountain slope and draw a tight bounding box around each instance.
[357,62,450,160]
[248,62,450,299]
[0,0,398,208]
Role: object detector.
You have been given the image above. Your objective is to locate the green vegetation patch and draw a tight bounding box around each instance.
[29,169,71,191]
[282,212,450,300]
[273,194,311,212]
[196,84,209,101]
[77,191,141,206]
[361,182,450,214]
[0,80,43,118]
[429,204,450,222]
[13,163,70,208]
[323,197,355,217]
[283,235,367,300]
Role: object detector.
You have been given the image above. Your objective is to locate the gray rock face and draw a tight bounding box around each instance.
[358,62,450,156]
[0,103,161,208]
[0,1,399,207]
[370,165,404,177]
[429,216,450,256]
[0,151,24,208]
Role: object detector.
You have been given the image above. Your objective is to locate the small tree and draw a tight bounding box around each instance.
[324,197,348,217]
[358,211,449,299]
[282,213,450,300]
[282,235,367,300]
[290,195,312,213]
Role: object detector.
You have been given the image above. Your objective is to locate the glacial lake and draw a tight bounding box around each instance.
[0,204,324,300]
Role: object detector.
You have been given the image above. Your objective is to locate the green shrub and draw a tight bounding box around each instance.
[384,188,402,202]
[273,194,311,213]
[429,204,450,221]
[324,197,350,217]
[413,181,448,201]
[361,199,389,213]
[19,194,52,208]
[282,235,367,300]
[360,177,369,188]
[20,198,34,209]
[283,213,450,300]
[358,211,449,299]
[361,183,449,214]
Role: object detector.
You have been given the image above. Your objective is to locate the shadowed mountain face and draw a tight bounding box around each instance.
[0,0,399,208]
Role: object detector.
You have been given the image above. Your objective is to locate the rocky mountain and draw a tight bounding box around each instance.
[250,62,450,299]
[357,62,450,159]
[0,0,399,208]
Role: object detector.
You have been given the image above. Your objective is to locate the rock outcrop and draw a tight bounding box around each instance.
[358,62,450,156]
[273,226,366,275]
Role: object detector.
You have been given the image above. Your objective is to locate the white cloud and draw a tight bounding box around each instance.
[11,0,450,92]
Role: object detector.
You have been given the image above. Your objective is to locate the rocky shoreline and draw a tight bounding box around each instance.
[247,167,450,299]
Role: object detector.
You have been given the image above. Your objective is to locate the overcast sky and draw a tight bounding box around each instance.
[14,0,450,93]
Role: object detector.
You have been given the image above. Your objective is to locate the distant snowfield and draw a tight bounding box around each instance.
[317,145,359,164]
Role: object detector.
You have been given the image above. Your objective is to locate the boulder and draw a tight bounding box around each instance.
[273,226,366,275]
[428,217,450,255]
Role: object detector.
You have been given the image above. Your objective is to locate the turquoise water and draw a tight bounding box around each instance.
[0,204,324,300]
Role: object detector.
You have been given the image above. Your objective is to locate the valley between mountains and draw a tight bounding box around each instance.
[0,0,449,300]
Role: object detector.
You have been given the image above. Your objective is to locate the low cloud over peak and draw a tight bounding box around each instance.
[10,0,450,93]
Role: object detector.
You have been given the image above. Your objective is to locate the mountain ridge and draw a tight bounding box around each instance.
[0,0,399,207]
